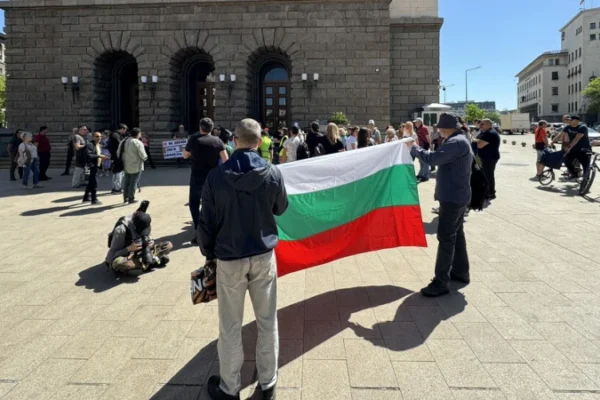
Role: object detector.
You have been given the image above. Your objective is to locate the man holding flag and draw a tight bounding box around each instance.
[198,118,288,400]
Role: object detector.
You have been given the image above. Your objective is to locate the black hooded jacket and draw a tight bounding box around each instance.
[198,148,289,261]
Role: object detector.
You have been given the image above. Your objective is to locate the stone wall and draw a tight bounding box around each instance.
[3,0,391,136]
[389,17,443,125]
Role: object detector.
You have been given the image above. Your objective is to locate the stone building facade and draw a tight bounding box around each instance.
[2,0,442,146]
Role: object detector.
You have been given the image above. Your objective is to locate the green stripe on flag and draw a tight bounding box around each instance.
[276,164,419,241]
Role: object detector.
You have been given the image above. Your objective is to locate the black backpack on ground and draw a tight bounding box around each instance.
[469,161,489,211]
[296,142,310,160]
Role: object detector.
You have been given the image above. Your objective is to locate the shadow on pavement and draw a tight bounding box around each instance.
[153,226,195,253]
[422,216,439,235]
[149,285,466,399]
[75,262,141,293]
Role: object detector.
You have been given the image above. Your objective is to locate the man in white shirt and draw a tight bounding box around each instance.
[345,126,358,150]
[282,125,305,162]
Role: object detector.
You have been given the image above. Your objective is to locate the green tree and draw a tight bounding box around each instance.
[484,111,501,124]
[464,103,485,123]
[583,77,600,113]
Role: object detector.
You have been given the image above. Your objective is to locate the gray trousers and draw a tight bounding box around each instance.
[217,250,278,396]
[71,166,85,188]
[434,202,470,284]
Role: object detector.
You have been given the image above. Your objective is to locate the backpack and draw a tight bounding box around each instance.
[469,161,489,211]
[296,142,310,160]
[112,137,129,173]
[312,143,326,157]
[107,216,132,248]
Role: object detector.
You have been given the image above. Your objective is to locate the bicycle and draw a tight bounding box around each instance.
[579,150,599,196]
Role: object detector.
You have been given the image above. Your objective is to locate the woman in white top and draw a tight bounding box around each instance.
[384,128,398,143]
[345,126,358,151]
[403,122,418,141]
[18,132,41,188]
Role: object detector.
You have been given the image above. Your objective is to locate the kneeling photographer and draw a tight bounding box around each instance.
[105,201,173,273]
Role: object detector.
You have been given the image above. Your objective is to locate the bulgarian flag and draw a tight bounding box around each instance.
[275,140,427,277]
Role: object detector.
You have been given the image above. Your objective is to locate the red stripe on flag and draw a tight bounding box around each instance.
[275,205,427,277]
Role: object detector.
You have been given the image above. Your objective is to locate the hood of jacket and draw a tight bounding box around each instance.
[222,149,272,192]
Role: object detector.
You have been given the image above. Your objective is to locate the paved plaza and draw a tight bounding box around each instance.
[1,137,600,400]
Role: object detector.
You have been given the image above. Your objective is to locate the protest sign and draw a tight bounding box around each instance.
[162,139,187,160]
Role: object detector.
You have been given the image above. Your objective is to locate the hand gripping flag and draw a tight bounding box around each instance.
[275,139,427,277]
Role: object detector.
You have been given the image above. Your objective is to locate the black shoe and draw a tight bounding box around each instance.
[487,194,496,200]
[450,273,471,284]
[82,198,89,203]
[61,172,69,176]
[207,376,240,400]
[191,237,198,246]
[91,200,103,205]
[129,199,138,204]
[111,189,122,195]
[421,279,450,297]
[262,385,276,400]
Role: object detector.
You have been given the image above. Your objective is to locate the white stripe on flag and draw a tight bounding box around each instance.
[276,138,415,195]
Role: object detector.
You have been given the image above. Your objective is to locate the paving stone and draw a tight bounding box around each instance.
[407,306,462,340]
[134,320,193,360]
[484,363,558,400]
[351,388,403,400]
[148,384,201,400]
[530,322,600,363]
[344,339,398,388]
[450,388,507,400]
[453,323,524,363]
[576,362,600,386]
[98,359,171,400]
[379,321,433,362]
[392,361,453,400]
[303,320,346,360]
[49,384,109,400]
[302,360,352,400]
[158,337,217,386]
[436,359,497,389]
[0,335,70,380]
[51,320,123,359]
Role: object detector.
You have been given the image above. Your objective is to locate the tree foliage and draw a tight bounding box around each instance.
[583,77,600,113]
[328,111,350,125]
[465,103,485,123]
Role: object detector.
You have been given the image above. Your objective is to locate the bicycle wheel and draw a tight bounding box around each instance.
[579,164,596,195]
[539,169,555,186]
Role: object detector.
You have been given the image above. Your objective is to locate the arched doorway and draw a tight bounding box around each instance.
[169,50,216,134]
[183,56,215,133]
[249,51,292,131]
[93,51,139,130]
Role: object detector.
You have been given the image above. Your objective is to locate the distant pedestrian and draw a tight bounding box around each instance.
[218,129,234,157]
[281,125,305,163]
[109,124,127,193]
[72,125,89,188]
[200,118,288,400]
[384,128,398,143]
[368,120,382,144]
[183,117,228,241]
[319,123,345,154]
[407,113,473,297]
[100,130,112,177]
[431,124,440,172]
[34,126,51,181]
[259,130,274,162]
[18,132,42,189]
[173,125,189,168]
[83,131,109,205]
[8,129,23,181]
[61,127,77,176]
[118,128,148,204]
[346,126,358,151]
[473,119,500,200]
[534,120,549,177]
[306,121,324,155]
[357,127,374,149]
[403,122,417,140]
[414,118,431,182]
[141,132,156,169]
[561,115,591,179]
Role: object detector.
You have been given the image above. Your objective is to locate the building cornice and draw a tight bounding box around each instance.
[515,50,567,79]
[559,6,600,32]
[390,16,443,29]
[2,0,391,9]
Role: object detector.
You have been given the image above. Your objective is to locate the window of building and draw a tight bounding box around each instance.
[592,23,597,29]
[549,59,554,66]
[539,89,541,97]
[552,71,559,80]
[552,104,559,113]
[569,103,571,112]
[552,87,559,95]
[591,34,597,40]
[579,81,582,91]
[576,102,578,111]
[562,31,566,40]
[556,58,560,65]
[579,48,582,57]
[579,64,582,73]
[569,85,571,94]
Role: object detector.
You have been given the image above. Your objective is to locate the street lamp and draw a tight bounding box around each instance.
[439,83,455,103]
[465,66,481,103]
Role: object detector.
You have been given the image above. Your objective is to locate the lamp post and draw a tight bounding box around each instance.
[465,66,481,104]
[439,83,455,103]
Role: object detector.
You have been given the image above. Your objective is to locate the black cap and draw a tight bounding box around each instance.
[437,112,459,129]
[132,211,152,237]
[570,115,581,121]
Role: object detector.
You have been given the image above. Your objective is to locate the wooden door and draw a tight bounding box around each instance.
[196,82,216,122]
[262,82,290,131]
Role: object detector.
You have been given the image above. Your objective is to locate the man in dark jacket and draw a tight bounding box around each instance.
[473,119,501,200]
[109,123,128,194]
[199,118,288,400]
[83,131,109,205]
[409,112,473,297]
[305,121,323,156]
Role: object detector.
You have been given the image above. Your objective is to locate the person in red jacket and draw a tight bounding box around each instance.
[33,126,52,181]
[414,118,431,182]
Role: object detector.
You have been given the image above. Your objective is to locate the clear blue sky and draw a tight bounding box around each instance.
[0,1,590,111]
[441,0,588,110]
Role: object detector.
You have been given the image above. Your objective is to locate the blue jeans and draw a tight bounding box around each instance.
[123,172,141,202]
[418,158,430,179]
[112,171,124,191]
[23,158,40,186]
